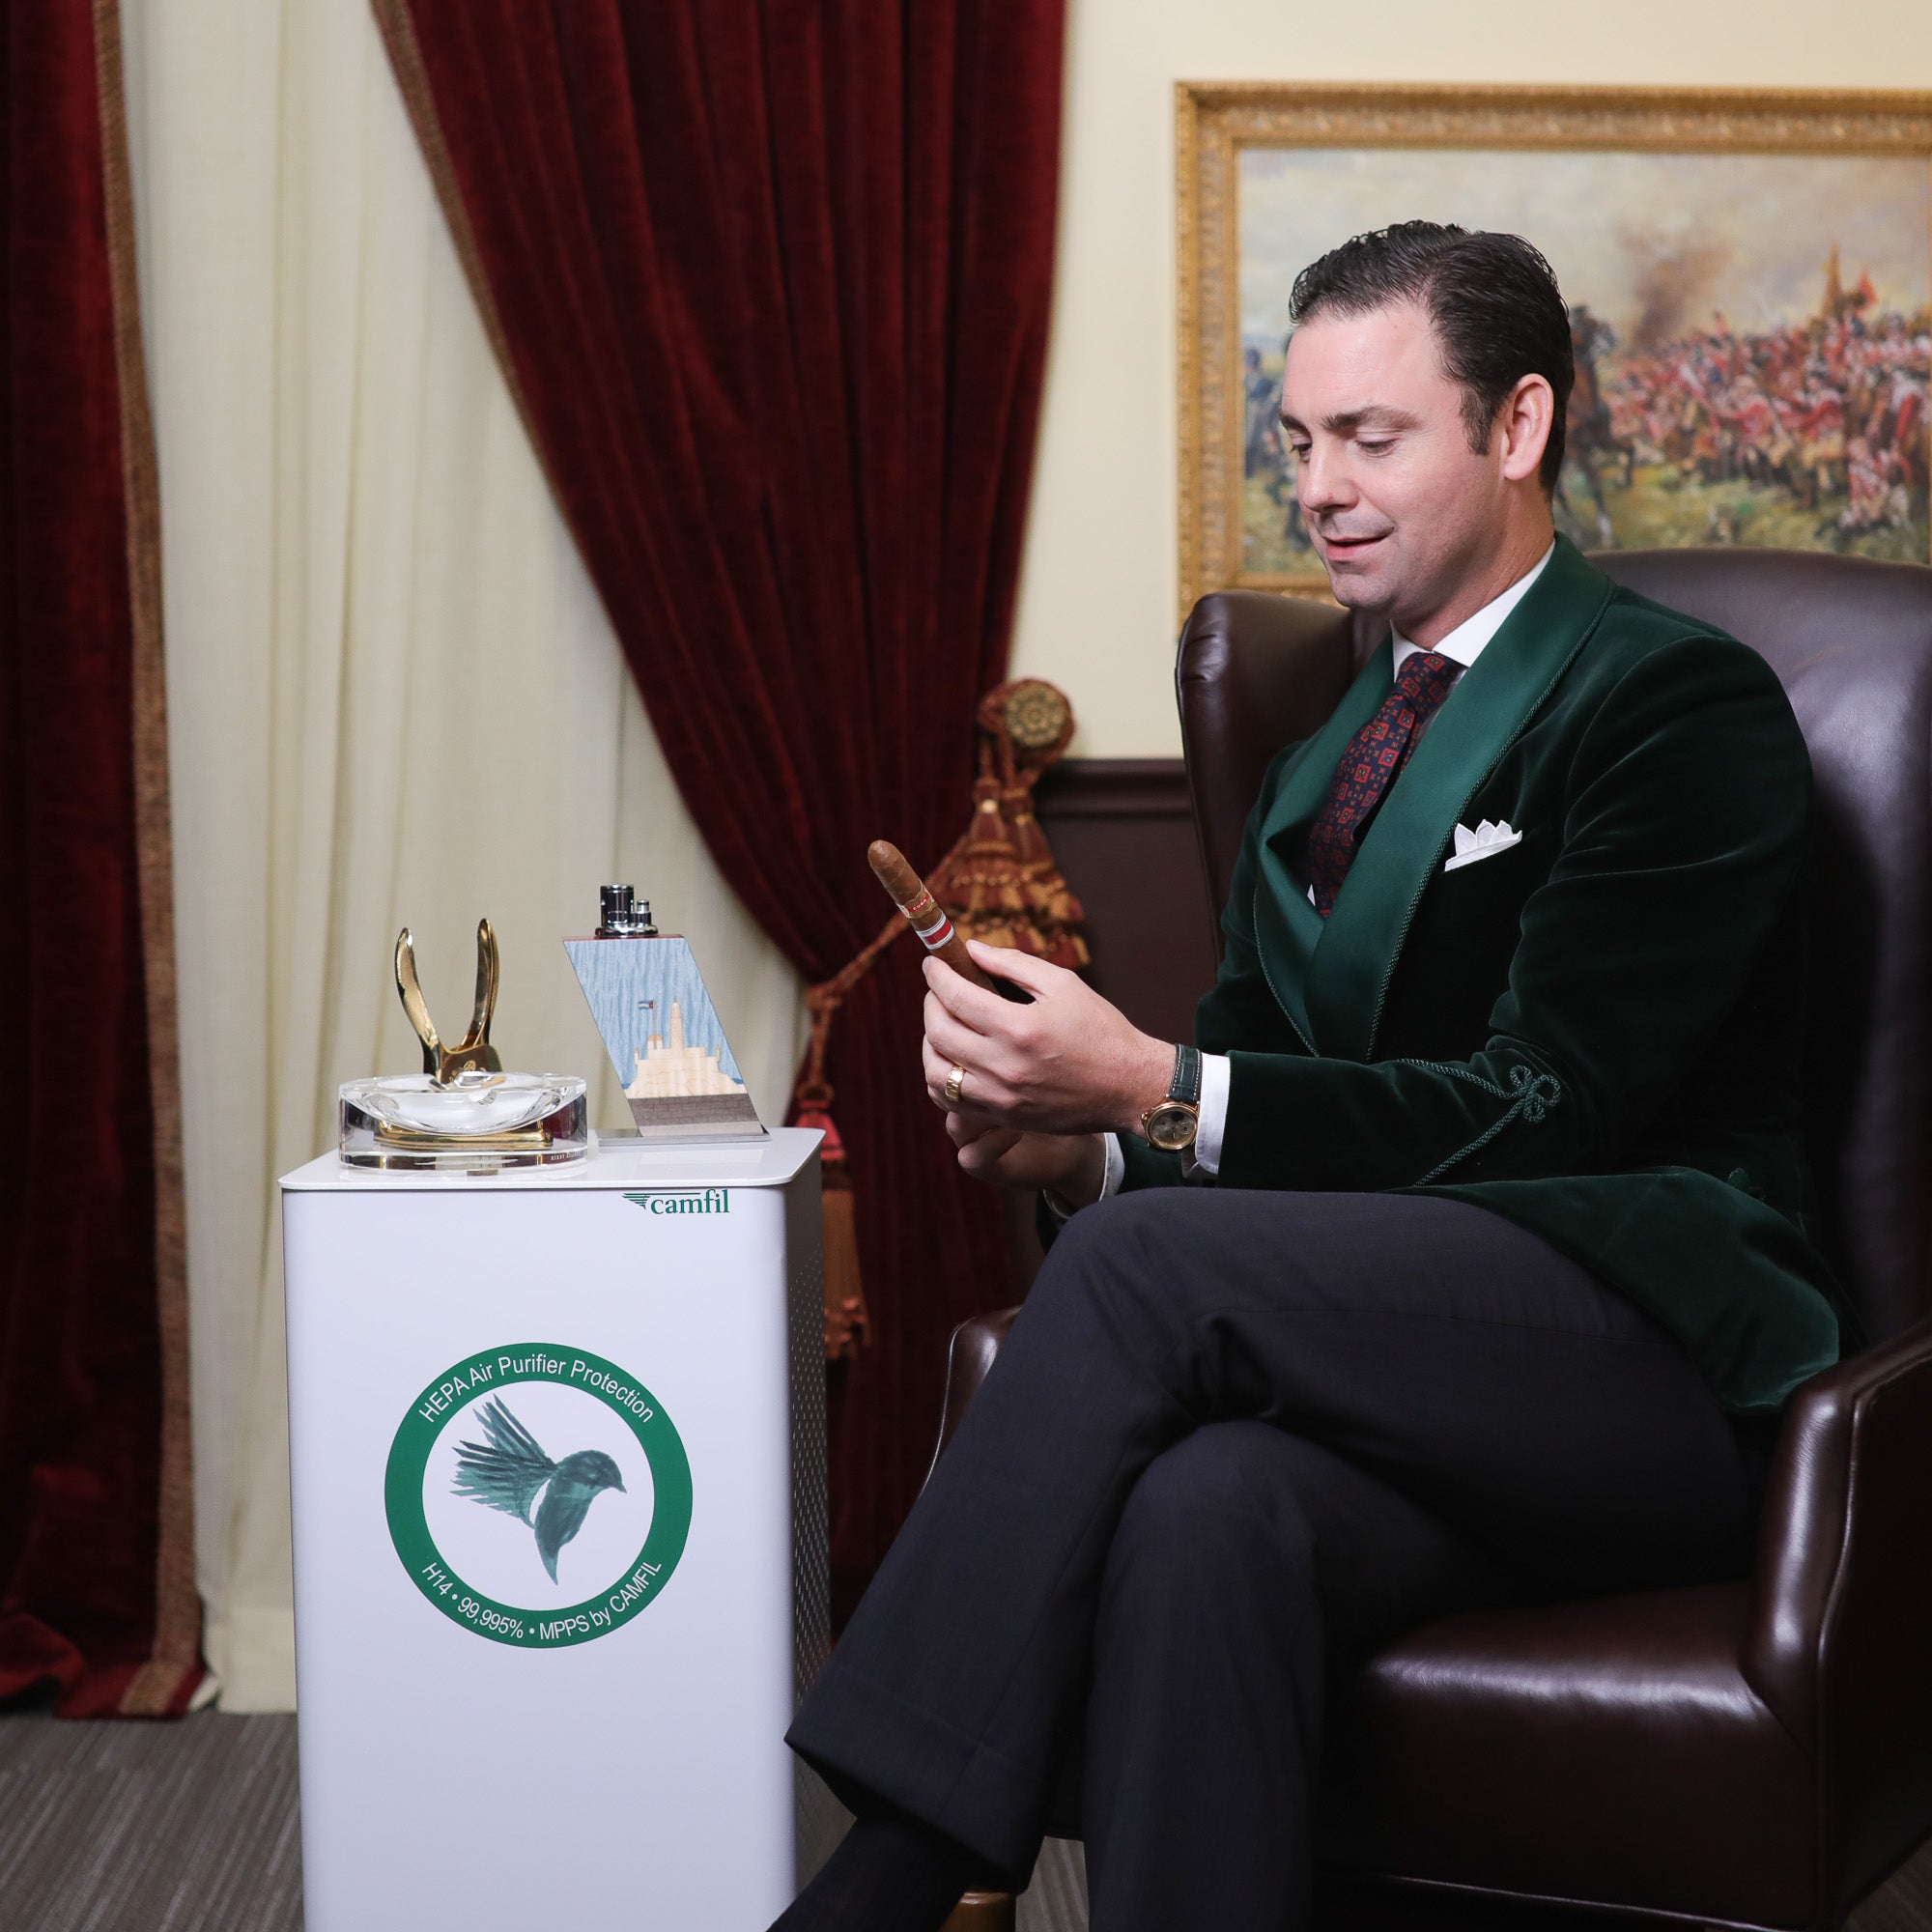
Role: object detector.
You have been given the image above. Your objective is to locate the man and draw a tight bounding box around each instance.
[773,223,1840,1932]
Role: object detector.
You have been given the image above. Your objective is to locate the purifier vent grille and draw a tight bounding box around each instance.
[786,1173,842,1885]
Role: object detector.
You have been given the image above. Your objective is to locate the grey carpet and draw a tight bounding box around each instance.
[0,1708,1927,1930]
[0,1709,299,1932]
[1020,1841,1089,1930]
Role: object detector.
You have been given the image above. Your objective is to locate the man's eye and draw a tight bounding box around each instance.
[1357,438,1396,455]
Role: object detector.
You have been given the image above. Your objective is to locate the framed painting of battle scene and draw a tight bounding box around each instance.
[1177,84,1932,611]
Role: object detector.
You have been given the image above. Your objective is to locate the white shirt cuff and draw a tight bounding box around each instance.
[1184,1053,1230,1178]
[1043,1133,1124,1222]
[1098,1132,1125,1198]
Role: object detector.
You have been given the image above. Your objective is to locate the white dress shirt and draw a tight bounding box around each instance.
[1080,542,1554,1207]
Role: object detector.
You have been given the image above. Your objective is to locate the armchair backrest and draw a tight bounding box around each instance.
[1177,549,1932,1343]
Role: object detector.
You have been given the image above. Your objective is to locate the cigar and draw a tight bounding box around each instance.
[868,840,1025,999]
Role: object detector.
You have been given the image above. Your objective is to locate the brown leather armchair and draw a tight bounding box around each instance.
[931,548,1932,1930]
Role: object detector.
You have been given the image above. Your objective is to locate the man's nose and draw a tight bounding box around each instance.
[1296,440,1353,511]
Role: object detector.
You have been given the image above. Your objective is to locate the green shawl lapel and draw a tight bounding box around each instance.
[1253,536,1615,1062]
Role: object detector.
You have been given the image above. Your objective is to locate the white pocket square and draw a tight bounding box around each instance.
[1443,819,1523,872]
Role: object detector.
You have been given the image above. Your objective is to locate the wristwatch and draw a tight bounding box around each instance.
[1141,1044,1202,1152]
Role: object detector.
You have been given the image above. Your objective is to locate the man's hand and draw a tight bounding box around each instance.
[944,1114,1108,1203]
[921,940,1172,1139]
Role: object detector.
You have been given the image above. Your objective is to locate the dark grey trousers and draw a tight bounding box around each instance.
[787,1187,1761,1932]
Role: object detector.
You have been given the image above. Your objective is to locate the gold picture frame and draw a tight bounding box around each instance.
[1177,83,1932,616]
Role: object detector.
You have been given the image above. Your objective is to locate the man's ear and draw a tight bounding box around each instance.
[1497,374,1555,485]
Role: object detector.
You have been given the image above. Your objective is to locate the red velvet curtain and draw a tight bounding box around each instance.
[0,1,198,1714]
[376,1,1065,1614]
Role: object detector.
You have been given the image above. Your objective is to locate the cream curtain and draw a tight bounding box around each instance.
[117,0,806,1712]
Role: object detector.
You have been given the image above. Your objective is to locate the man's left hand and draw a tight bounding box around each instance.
[921,940,1173,1138]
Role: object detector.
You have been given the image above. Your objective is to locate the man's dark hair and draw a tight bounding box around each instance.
[1289,222,1574,492]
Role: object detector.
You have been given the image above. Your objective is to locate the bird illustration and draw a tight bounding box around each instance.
[451,1397,627,1582]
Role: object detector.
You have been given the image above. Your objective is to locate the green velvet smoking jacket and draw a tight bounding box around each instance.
[1121,536,1841,1412]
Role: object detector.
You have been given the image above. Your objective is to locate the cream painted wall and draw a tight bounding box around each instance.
[1008,0,1932,757]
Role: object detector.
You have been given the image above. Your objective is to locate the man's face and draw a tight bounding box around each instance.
[1278,298,1511,624]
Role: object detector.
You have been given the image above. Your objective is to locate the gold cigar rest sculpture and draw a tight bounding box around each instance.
[396,919,503,1081]
[337,919,588,1171]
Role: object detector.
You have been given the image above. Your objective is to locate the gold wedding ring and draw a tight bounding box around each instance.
[944,1064,967,1106]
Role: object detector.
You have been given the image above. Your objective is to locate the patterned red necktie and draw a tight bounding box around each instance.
[1304,650,1461,918]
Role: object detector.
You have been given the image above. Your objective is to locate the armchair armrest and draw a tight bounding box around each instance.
[1742,1316,1932,1775]
[925,1309,1019,1487]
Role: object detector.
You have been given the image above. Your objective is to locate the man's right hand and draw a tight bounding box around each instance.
[945,1114,1107,1207]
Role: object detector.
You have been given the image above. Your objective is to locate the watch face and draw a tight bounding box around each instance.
[1145,1103,1199,1152]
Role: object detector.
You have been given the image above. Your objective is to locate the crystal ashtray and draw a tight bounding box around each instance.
[338,1072,589,1171]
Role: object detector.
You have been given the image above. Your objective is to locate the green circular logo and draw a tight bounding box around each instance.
[384,1344,692,1648]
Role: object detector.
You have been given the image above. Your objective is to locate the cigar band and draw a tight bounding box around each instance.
[912,906,954,951]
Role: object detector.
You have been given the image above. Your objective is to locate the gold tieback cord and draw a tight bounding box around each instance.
[795,680,1087,1362]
